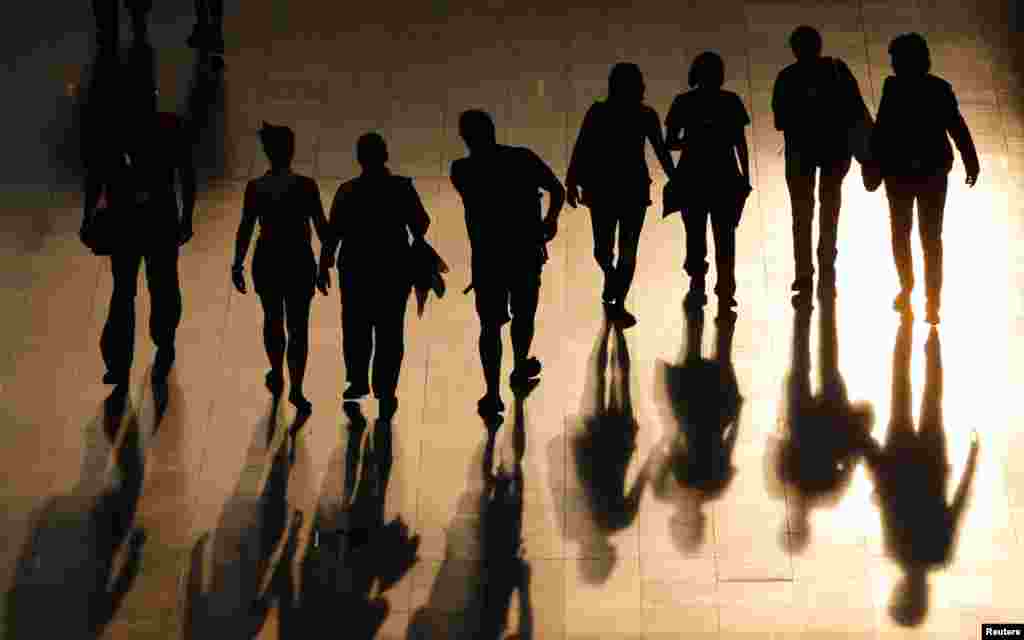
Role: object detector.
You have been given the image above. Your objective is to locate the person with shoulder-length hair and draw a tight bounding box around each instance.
[566,62,674,327]
[318,133,431,422]
[871,33,979,325]
[665,51,751,315]
[232,123,331,415]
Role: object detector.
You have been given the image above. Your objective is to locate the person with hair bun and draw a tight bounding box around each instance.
[232,122,330,414]
[665,51,751,316]
[872,33,979,324]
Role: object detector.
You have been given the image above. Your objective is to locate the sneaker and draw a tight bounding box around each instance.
[893,290,912,315]
[614,305,637,329]
[791,276,813,294]
[683,290,707,311]
[510,357,542,387]
[265,370,284,396]
[478,393,505,418]
[289,390,312,415]
[343,382,370,400]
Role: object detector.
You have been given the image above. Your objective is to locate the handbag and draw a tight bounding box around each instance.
[82,187,128,256]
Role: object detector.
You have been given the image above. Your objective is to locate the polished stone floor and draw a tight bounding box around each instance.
[1,0,1023,638]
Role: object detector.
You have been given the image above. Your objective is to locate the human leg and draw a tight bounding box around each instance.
[124,0,152,45]
[341,278,371,398]
[683,205,710,309]
[144,246,182,381]
[509,265,542,385]
[258,291,286,395]
[614,206,646,304]
[589,208,617,303]
[817,156,852,282]
[710,205,737,309]
[785,147,817,291]
[92,0,119,52]
[884,177,917,313]
[284,284,314,412]
[101,253,143,384]
[370,284,411,406]
[917,174,948,324]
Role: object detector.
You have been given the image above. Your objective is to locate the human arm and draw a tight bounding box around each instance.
[231,182,258,293]
[665,95,685,151]
[734,94,752,184]
[949,432,980,524]
[771,70,786,132]
[80,163,105,243]
[534,151,565,241]
[565,105,595,208]
[306,178,331,295]
[404,178,431,242]
[646,106,675,178]
[945,85,980,186]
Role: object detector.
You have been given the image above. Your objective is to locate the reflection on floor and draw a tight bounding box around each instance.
[1,0,1023,637]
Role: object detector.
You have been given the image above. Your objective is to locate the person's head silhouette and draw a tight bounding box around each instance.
[259,122,295,169]
[789,25,823,62]
[890,569,928,626]
[689,51,725,90]
[356,132,388,170]
[888,33,931,77]
[608,62,645,103]
[458,109,497,155]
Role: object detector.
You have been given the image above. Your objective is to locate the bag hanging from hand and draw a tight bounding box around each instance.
[82,187,129,256]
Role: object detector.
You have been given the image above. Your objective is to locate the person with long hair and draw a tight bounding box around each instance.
[871,33,979,324]
[665,51,751,315]
[232,123,330,414]
[566,62,674,327]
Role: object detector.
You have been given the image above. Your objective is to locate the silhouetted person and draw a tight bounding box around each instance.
[566,62,674,327]
[279,403,419,639]
[772,298,873,552]
[233,122,329,415]
[650,309,742,553]
[4,399,145,639]
[451,109,565,417]
[562,314,650,584]
[665,52,751,314]
[318,133,431,421]
[860,323,979,626]
[81,52,195,392]
[187,0,225,54]
[91,0,152,54]
[871,33,980,325]
[772,26,870,298]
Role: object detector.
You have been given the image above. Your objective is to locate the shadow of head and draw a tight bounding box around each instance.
[889,569,929,627]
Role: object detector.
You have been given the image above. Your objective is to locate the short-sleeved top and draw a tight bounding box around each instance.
[772,57,860,154]
[666,89,749,179]
[244,172,322,259]
[328,170,430,273]
[871,74,960,177]
[567,100,659,201]
[450,145,556,266]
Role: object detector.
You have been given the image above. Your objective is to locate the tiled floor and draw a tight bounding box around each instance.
[2,0,1023,638]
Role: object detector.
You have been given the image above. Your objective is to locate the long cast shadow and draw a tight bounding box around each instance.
[181,399,302,639]
[862,323,979,627]
[407,384,534,639]
[277,402,420,639]
[3,392,146,639]
[649,309,742,553]
[549,314,649,585]
[766,298,874,552]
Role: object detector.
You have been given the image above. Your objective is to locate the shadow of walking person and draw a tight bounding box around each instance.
[553,313,650,585]
[278,402,420,639]
[861,324,979,627]
[649,309,742,554]
[181,399,301,639]
[407,383,534,639]
[766,298,874,552]
[3,394,146,639]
